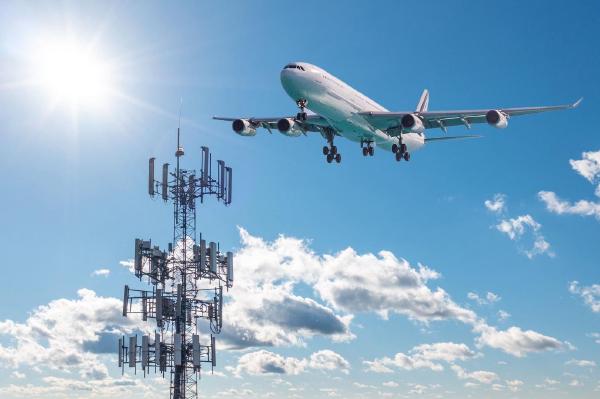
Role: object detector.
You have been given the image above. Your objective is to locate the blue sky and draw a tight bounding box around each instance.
[0,1,599,398]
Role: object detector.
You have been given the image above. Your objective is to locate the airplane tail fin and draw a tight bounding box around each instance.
[416,89,429,112]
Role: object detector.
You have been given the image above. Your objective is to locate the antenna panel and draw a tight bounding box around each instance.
[142,291,147,321]
[156,289,163,327]
[201,146,209,187]
[217,160,225,199]
[226,167,232,205]
[122,285,129,316]
[141,335,149,370]
[129,336,137,367]
[162,163,169,201]
[192,334,201,367]
[174,333,182,366]
[211,335,216,367]
[226,251,234,284]
[118,337,123,367]
[209,242,217,274]
[148,158,155,196]
[200,240,206,272]
[155,333,164,372]
[134,239,142,277]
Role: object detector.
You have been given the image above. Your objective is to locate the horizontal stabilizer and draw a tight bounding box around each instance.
[425,135,481,142]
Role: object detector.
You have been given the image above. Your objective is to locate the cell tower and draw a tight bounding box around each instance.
[118,124,234,399]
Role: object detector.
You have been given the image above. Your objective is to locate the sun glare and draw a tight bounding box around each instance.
[35,38,113,107]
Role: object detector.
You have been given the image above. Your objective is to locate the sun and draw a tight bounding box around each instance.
[34,38,113,108]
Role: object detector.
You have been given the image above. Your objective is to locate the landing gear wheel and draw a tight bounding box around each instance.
[326,153,334,163]
[323,146,330,155]
[395,151,402,162]
[392,144,398,153]
[335,153,341,163]
[403,152,410,161]
[331,145,338,155]
[296,112,307,121]
[401,143,407,154]
[362,147,368,156]
[368,146,374,156]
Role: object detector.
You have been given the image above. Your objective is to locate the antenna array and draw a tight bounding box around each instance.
[119,127,234,399]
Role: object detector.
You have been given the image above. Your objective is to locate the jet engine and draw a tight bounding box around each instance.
[232,119,257,136]
[485,110,509,129]
[400,113,425,133]
[277,118,303,137]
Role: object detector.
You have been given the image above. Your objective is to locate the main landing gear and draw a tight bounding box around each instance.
[322,128,341,163]
[296,99,308,121]
[392,139,410,162]
[361,140,374,157]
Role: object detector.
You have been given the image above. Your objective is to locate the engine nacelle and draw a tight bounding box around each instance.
[401,113,425,133]
[232,119,257,136]
[277,118,303,137]
[485,110,509,129]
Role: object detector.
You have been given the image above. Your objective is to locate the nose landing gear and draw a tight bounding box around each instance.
[296,99,308,121]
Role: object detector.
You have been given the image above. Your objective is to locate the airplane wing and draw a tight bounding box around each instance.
[359,98,582,135]
[212,114,332,134]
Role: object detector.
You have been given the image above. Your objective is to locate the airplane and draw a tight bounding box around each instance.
[213,62,582,164]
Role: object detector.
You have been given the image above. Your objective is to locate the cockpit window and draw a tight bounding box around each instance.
[284,64,305,71]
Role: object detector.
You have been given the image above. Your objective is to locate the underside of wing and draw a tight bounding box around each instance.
[212,114,333,137]
[360,97,582,134]
[425,134,482,142]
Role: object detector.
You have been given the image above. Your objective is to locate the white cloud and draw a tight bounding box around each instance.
[91,268,110,277]
[496,214,539,240]
[506,379,524,392]
[0,288,148,377]
[495,214,554,258]
[120,259,135,273]
[451,365,499,384]
[570,150,600,183]
[364,342,477,373]
[467,291,500,306]
[538,191,600,219]
[309,350,350,374]
[565,359,597,367]
[587,332,600,344]
[497,310,511,321]
[229,349,349,377]
[232,229,564,359]
[11,371,25,379]
[474,324,563,357]
[539,150,600,220]
[485,193,506,213]
[382,381,399,387]
[569,281,600,313]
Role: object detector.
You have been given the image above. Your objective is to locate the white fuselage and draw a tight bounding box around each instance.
[280,62,424,152]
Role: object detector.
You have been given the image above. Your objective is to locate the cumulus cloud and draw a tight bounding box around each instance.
[569,281,600,313]
[309,350,350,374]
[91,268,110,277]
[451,365,499,384]
[0,288,148,377]
[231,229,564,359]
[474,324,563,357]
[485,193,506,213]
[228,349,349,376]
[539,150,600,220]
[364,342,477,373]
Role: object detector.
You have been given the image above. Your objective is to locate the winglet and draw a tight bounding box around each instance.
[571,97,583,108]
